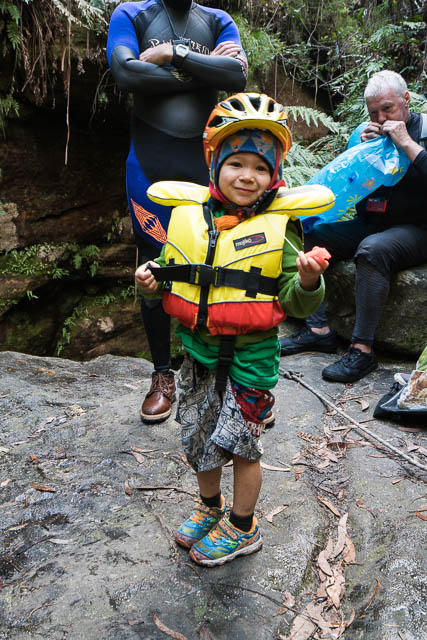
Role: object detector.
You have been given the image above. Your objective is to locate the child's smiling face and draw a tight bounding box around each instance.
[218,152,271,207]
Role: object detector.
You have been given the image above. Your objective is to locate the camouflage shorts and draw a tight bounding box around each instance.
[176,353,270,472]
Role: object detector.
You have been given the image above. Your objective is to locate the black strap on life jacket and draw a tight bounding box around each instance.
[149,204,278,392]
[150,263,278,297]
[215,335,237,392]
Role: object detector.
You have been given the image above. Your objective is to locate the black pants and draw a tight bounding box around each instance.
[135,235,171,373]
[304,218,427,346]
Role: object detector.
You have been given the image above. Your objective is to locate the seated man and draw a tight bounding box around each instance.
[280,70,427,383]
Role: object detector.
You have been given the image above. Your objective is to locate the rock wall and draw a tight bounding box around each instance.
[324,261,427,357]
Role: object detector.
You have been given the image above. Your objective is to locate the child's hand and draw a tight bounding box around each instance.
[135,261,160,293]
[296,250,330,291]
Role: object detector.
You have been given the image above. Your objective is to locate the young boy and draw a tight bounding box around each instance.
[135,92,334,567]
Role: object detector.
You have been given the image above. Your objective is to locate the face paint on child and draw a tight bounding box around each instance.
[218,152,271,207]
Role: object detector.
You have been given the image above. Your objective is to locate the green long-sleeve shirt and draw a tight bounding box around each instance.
[146,218,324,389]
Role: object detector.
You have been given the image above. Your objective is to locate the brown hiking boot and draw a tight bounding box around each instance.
[141,371,176,423]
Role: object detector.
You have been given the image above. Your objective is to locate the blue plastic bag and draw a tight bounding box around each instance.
[302,125,410,233]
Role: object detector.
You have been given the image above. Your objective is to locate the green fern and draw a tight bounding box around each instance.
[285,106,344,134]
[0,94,19,135]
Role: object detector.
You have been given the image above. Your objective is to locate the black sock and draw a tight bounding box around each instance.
[229,511,253,532]
[200,492,222,509]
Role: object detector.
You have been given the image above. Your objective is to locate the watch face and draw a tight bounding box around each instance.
[176,44,189,56]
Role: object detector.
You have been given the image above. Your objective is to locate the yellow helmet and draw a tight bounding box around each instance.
[203,92,292,167]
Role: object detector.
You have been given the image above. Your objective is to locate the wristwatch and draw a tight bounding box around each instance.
[172,39,191,69]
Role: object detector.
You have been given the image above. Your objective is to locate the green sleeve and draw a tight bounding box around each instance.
[277,219,325,318]
[140,247,167,300]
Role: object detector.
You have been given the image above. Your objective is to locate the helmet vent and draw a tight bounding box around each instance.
[209,115,225,128]
[267,99,276,113]
[229,98,246,111]
[248,96,261,111]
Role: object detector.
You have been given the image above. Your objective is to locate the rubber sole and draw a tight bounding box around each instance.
[140,394,176,423]
[322,361,378,383]
[281,344,337,356]
[189,537,263,567]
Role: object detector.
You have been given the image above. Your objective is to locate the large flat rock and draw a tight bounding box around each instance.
[0,348,426,639]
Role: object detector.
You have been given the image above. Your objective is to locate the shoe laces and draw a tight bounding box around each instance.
[189,501,217,525]
[295,326,312,341]
[341,347,365,364]
[150,372,174,396]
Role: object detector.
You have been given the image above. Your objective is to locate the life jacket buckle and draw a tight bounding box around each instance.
[189,264,216,287]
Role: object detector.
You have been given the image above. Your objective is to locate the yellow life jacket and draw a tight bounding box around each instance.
[147,181,335,336]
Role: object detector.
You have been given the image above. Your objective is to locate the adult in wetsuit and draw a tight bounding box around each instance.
[279,70,427,383]
[107,0,247,423]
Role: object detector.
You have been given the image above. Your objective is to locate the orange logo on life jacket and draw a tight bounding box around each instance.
[131,199,167,244]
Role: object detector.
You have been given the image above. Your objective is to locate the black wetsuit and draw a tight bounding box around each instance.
[107,0,247,247]
[107,0,247,371]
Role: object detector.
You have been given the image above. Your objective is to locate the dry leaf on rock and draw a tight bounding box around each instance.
[1,478,12,488]
[345,609,355,628]
[333,513,348,558]
[131,445,157,454]
[357,398,369,411]
[325,573,345,608]
[317,496,341,517]
[152,613,189,640]
[130,451,145,464]
[261,462,290,472]
[287,613,317,639]
[415,512,427,521]
[356,497,376,517]
[360,578,380,616]
[316,460,330,469]
[31,482,56,492]
[134,484,196,497]
[295,467,305,480]
[317,550,334,577]
[342,535,356,565]
[8,522,28,531]
[266,504,289,523]
[124,478,133,496]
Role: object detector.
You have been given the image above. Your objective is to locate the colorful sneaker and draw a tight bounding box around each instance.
[175,496,227,550]
[189,517,263,567]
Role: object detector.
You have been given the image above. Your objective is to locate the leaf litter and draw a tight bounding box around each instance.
[284,512,357,639]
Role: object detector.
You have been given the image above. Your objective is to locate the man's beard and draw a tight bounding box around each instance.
[163,0,192,11]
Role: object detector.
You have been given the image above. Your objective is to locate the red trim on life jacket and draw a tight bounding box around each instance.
[163,292,286,336]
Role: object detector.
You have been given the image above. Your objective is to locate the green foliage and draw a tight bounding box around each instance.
[54,284,134,355]
[233,14,284,87]
[71,244,100,277]
[0,242,100,280]
[0,0,110,131]
[0,94,19,135]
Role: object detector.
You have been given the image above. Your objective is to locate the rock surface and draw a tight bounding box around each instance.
[324,261,427,358]
[1,345,426,640]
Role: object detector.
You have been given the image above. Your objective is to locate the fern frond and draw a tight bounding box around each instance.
[6,21,21,50]
[284,106,343,134]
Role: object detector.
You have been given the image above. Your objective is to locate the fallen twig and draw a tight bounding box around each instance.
[133,485,196,497]
[359,577,381,617]
[152,613,189,640]
[280,369,427,473]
